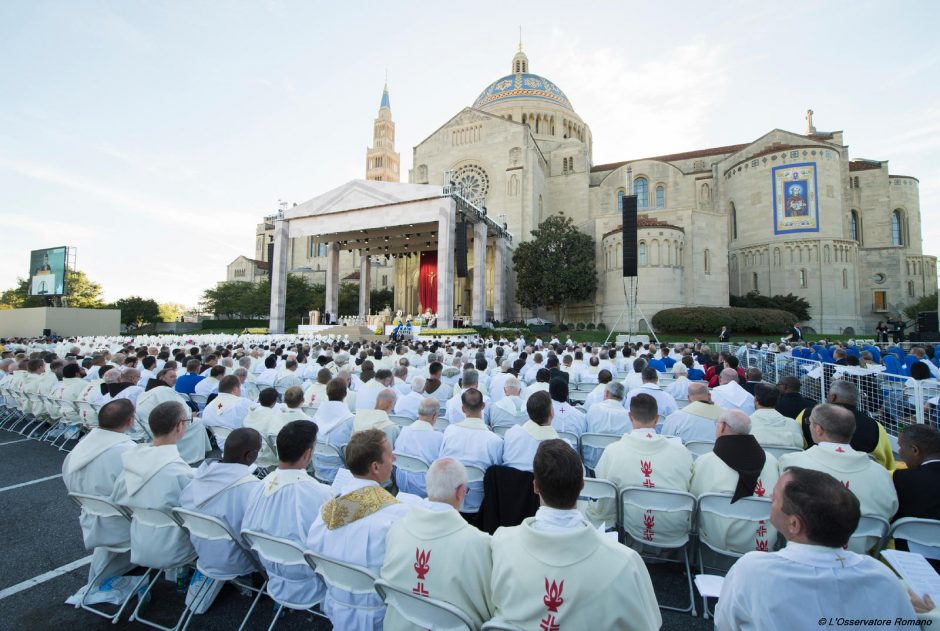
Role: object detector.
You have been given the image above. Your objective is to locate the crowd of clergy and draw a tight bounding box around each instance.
[2,332,940,629]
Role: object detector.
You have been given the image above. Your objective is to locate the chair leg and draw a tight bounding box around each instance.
[266,603,285,631]
[236,579,268,631]
[80,568,150,624]
[683,547,697,617]
[179,574,218,631]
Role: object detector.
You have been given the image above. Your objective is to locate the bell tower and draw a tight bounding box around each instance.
[365,83,400,182]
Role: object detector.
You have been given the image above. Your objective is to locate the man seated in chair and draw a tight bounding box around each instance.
[242,420,333,607]
[587,394,693,545]
[137,368,211,464]
[179,427,263,578]
[549,378,587,437]
[894,424,940,566]
[312,378,356,483]
[502,391,562,472]
[660,382,725,444]
[439,389,504,513]
[62,399,138,597]
[691,409,780,554]
[242,387,282,469]
[624,366,679,418]
[491,440,661,630]
[778,403,897,553]
[711,368,755,414]
[585,380,631,436]
[489,376,526,429]
[353,388,401,446]
[381,458,494,630]
[110,401,196,569]
[393,376,426,420]
[195,365,225,397]
[306,429,411,630]
[749,383,804,449]
[201,375,252,449]
[715,467,916,630]
[303,367,332,408]
[279,385,312,423]
[393,397,443,497]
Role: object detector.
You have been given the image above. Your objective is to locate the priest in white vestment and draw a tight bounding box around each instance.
[665,363,692,401]
[62,399,137,591]
[491,439,661,630]
[621,357,648,392]
[582,371,614,408]
[136,369,211,464]
[624,367,679,417]
[312,378,355,483]
[381,458,493,630]
[179,428,263,578]
[660,383,725,444]
[710,368,756,414]
[194,365,225,396]
[353,388,401,446]
[444,369,491,425]
[691,410,780,554]
[393,398,443,497]
[355,368,392,412]
[588,393,693,544]
[549,379,587,437]
[439,389,503,513]
[487,362,513,403]
[306,429,411,631]
[716,468,917,630]
[749,383,804,448]
[302,367,332,408]
[502,391,562,471]
[242,387,282,468]
[583,382,631,467]
[242,420,333,606]
[110,401,195,569]
[489,376,527,430]
[392,377,425,420]
[777,403,898,552]
[201,375,251,448]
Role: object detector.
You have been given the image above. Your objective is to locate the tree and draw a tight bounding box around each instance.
[200,282,258,319]
[730,291,811,321]
[111,296,161,327]
[903,292,938,320]
[200,275,325,320]
[158,302,186,323]
[0,270,105,309]
[511,214,597,322]
[371,288,394,312]
[339,283,360,316]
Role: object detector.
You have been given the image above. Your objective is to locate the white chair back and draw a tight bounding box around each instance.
[762,445,803,459]
[464,464,486,484]
[68,492,132,521]
[492,425,509,438]
[373,578,475,631]
[173,507,238,542]
[303,551,377,595]
[696,492,773,557]
[888,517,940,555]
[315,441,345,464]
[481,622,524,631]
[389,415,415,427]
[241,529,307,566]
[189,393,208,410]
[849,514,890,554]
[620,486,697,548]
[131,506,184,530]
[556,431,579,450]
[684,441,715,457]
[393,452,430,474]
[434,418,450,432]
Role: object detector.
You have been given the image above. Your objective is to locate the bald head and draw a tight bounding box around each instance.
[688,382,711,402]
[221,428,262,466]
[718,368,739,385]
[809,403,856,444]
[375,388,397,412]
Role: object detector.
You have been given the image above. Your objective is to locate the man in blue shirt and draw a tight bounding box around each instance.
[175,358,205,394]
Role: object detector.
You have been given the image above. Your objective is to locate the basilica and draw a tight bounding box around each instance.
[229,46,935,334]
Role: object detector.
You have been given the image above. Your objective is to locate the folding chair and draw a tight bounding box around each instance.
[171,508,267,631]
[389,414,415,427]
[685,441,715,458]
[303,551,378,614]
[393,452,430,475]
[492,425,510,438]
[374,577,475,631]
[240,530,328,630]
[578,432,620,471]
[556,430,580,451]
[481,621,524,631]
[126,507,199,631]
[578,478,619,530]
[695,492,773,618]
[464,464,486,484]
[762,445,803,459]
[848,514,890,555]
[67,492,146,624]
[188,394,209,412]
[620,486,697,616]
[209,425,233,447]
[313,442,345,484]
[434,417,450,432]
[883,517,940,558]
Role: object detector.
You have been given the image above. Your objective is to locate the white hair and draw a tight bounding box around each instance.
[376,388,397,408]
[504,376,521,394]
[411,376,426,393]
[426,458,468,503]
[672,362,688,376]
[418,397,439,419]
[719,409,751,435]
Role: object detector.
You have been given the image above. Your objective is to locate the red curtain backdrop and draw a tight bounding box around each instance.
[419,251,438,313]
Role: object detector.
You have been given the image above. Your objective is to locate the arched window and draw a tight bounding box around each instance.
[752,272,758,291]
[617,189,625,212]
[730,202,737,240]
[891,210,904,246]
[800,269,807,288]
[655,185,665,209]
[850,210,860,242]
[638,242,647,266]
[909,281,915,297]
[842,269,848,289]
[704,249,711,274]
[634,177,649,209]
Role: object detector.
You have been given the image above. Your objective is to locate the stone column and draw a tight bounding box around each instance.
[472,221,488,325]
[358,254,371,319]
[436,201,455,329]
[494,236,507,323]
[324,242,340,321]
[268,219,290,334]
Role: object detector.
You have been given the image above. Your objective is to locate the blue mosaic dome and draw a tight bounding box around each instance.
[473,73,573,111]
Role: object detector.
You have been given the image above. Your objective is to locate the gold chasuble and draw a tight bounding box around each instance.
[321,485,400,530]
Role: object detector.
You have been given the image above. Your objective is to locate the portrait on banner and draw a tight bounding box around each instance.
[772,162,819,234]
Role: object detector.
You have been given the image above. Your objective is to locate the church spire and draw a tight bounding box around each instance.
[366,80,400,182]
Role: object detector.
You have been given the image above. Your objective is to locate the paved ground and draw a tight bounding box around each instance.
[0,427,711,630]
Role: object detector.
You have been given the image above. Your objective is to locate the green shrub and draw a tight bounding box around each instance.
[651,306,798,334]
[597,322,607,330]
[586,322,596,330]
[576,322,586,331]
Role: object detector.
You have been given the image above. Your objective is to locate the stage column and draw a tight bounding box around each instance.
[494,236,507,323]
[472,221,487,325]
[268,218,289,334]
[358,254,371,319]
[325,242,340,320]
[436,202,455,329]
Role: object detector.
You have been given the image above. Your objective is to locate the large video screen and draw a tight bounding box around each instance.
[28,247,68,296]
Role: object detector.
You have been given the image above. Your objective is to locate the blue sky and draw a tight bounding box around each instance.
[1,1,938,306]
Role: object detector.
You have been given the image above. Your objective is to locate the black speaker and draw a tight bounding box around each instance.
[917,311,938,333]
[42,328,51,337]
[622,195,638,277]
[455,220,468,278]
